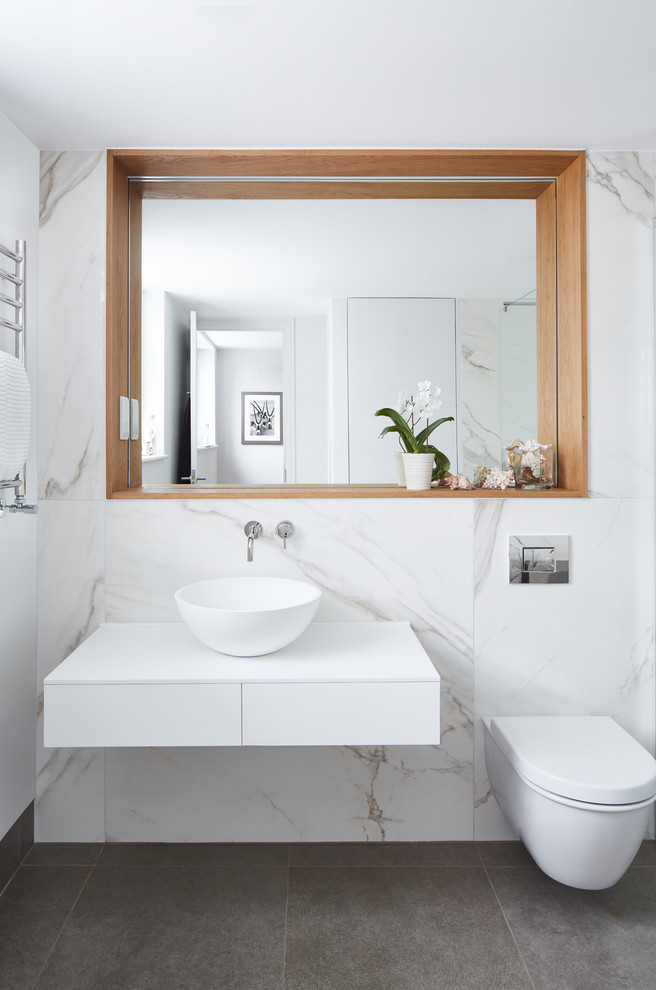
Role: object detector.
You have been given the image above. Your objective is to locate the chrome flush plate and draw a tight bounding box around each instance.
[509,535,570,584]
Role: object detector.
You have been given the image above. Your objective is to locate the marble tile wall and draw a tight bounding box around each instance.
[586,151,654,499]
[458,298,503,478]
[104,498,474,840]
[36,150,656,842]
[36,152,107,841]
[473,497,655,838]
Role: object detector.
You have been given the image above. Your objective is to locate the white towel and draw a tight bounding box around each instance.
[0,350,31,481]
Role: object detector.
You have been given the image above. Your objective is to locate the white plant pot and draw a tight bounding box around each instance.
[394,451,406,485]
[402,452,434,491]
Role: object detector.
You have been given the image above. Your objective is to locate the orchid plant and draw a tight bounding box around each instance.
[376,380,454,479]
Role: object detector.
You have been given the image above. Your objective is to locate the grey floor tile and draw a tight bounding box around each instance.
[35,865,288,990]
[97,841,289,867]
[630,839,656,867]
[284,867,533,990]
[25,843,104,866]
[19,803,34,861]
[0,820,21,892]
[290,841,482,868]
[488,865,656,990]
[0,865,92,990]
[476,841,536,868]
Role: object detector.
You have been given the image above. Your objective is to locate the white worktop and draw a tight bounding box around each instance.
[44,621,439,684]
[44,621,440,749]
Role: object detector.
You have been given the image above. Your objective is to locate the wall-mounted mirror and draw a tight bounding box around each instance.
[106,150,587,497]
[138,191,541,487]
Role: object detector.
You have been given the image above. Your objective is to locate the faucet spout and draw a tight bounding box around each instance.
[244,521,263,562]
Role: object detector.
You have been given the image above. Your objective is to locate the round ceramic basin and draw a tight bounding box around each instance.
[175,576,322,656]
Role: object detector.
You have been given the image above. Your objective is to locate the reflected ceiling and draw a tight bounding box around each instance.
[142,197,536,318]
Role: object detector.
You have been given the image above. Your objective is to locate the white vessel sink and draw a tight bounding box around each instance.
[175,576,322,656]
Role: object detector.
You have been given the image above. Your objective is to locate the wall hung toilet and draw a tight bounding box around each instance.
[483,715,656,890]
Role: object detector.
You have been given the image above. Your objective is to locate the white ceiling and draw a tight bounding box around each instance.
[1,0,655,150]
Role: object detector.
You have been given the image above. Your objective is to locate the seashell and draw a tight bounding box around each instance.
[504,440,522,468]
[444,472,474,490]
[519,437,550,454]
[482,467,514,490]
[473,465,491,487]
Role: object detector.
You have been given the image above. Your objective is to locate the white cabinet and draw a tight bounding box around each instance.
[45,683,242,748]
[44,622,440,748]
[242,682,440,746]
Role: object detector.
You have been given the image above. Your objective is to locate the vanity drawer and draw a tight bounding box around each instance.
[242,681,440,746]
[44,683,242,748]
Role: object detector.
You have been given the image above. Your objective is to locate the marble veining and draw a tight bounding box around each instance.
[343,747,391,840]
[587,151,654,227]
[586,150,654,499]
[35,499,106,841]
[458,299,503,478]
[38,150,106,501]
[39,151,104,226]
[104,741,474,843]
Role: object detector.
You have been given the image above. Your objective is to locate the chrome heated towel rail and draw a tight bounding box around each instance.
[0,239,36,513]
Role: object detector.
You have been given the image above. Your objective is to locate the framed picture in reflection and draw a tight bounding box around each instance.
[241,392,283,444]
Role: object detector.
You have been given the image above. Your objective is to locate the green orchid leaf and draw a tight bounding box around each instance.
[377,424,414,452]
[432,448,451,480]
[375,407,419,452]
[376,408,452,471]
[415,416,455,448]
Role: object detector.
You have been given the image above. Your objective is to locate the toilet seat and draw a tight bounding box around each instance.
[487,715,656,805]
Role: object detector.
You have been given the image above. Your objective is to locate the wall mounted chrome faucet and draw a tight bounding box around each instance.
[244,520,263,562]
[275,520,294,549]
[243,519,295,560]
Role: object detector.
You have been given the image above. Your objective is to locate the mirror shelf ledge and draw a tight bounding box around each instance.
[109,485,584,500]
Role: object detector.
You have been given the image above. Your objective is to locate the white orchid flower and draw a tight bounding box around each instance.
[397,391,411,414]
[414,380,442,419]
[392,379,445,437]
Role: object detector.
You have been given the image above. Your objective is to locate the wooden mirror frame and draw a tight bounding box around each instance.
[106,149,587,499]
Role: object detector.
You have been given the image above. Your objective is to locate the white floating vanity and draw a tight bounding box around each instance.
[43,621,440,748]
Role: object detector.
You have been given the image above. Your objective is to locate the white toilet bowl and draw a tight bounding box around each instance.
[483,715,656,889]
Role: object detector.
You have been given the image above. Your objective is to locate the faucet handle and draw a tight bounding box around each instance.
[275,520,294,549]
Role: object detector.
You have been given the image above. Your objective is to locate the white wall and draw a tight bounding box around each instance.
[346,297,457,482]
[35,150,656,843]
[292,316,329,484]
[216,348,284,484]
[0,111,38,839]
